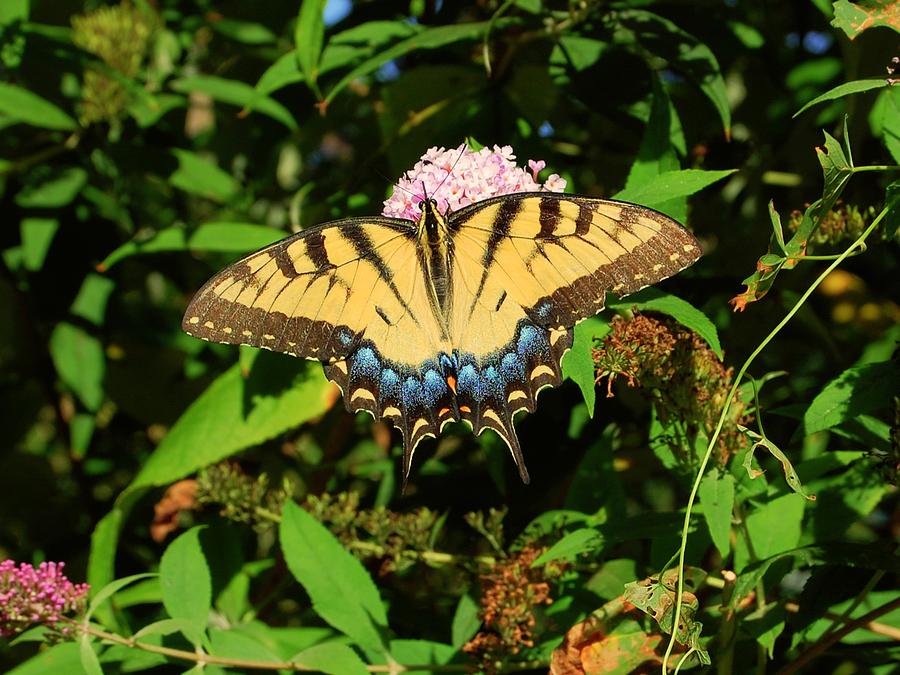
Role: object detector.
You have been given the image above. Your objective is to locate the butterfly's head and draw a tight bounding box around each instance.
[416,197,449,243]
[417,198,438,213]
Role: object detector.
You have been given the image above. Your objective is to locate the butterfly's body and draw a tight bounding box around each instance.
[183,192,701,483]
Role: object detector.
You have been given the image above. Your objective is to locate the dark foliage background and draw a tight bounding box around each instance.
[1,0,898,673]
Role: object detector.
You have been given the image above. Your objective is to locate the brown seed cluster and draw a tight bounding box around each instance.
[594,313,749,465]
[787,202,868,246]
[463,546,557,672]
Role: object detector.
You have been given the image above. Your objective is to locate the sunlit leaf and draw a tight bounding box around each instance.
[159,527,211,647]
[20,217,59,271]
[170,76,298,130]
[698,468,734,559]
[280,501,389,653]
[295,0,327,96]
[832,0,900,39]
[49,322,105,411]
[804,360,900,435]
[450,594,480,649]
[613,169,736,210]
[15,166,87,208]
[0,83,76,130]
[794,78,888,117]
[169,149,240,202]
[561,316,609,416]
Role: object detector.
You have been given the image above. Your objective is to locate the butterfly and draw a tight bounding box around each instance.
[183,192,701,484]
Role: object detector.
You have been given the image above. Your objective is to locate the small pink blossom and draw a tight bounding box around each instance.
[382,143,567,221]
[0,560,89,636]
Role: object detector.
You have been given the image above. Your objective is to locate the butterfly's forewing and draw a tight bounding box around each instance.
[446,193,701,479]
[182,218,454,461]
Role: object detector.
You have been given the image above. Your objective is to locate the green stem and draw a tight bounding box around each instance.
[850,164,900,173]
[660,205,888,673]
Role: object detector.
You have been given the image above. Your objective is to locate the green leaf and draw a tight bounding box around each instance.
[159,526,211,646]
[0,0,28,24]
[130,353,330,491]
[15,166,87,208]
[169,149,240,203]
[133,618,198,641]
[280,501,388,653]
[450,594,481,649]
[870,87,900,164]
[324,20,516,106]
[698,468,734,559]
[557,35,608,71]
[564,426,626,517]
[169,76,297,130]
[618,10,731,134]
[734,493,807,572]
[71,274,116,326]
[832,0,900,39]
[608,289,722,359]
[884,179,900,240]
[20,217,59,271]
[291,642,368,675]
[209,627,283,663]
[561,316,608,416]
[613,169,736,210]
[804,360,900,435]
[0,83,76,130]
[99,222,283,270]
[816,129,854,208]
[7,642,82,675]
[731,542,900,607]
[49,322,105,411]
[625,76,680,193]
[794,78,888,117]
[86,573,157,622]
[743,603,786,658]
[212,18,276,45]
[295,0,327,96]
[740,425,815,500]
[532,527,604,566]
[79,634,103,675]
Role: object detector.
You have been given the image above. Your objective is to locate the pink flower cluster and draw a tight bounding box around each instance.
[0,560,89,636]
[382,143,567,221]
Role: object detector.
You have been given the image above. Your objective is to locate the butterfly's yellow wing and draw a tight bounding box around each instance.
[445,193,701,481]
[183,193,701,484]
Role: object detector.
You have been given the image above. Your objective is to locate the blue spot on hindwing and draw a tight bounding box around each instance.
[422,369,446,406]
[501,352,524,381]
[457,362,482,402]
[350,346,381,381]
[517,324,548,357]
[380,368,400,399]
[402,376,422,408]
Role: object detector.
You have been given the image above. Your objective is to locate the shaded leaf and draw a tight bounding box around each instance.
[734,493,807,572]
[0,83,76,130]
[15,167,87,208]
[698,468,734,558]
[739,426,816,500]
[99,222,283,270]
[561,316,609,416]
[169,149,240,203]
[795,78,888,117]
[450,593,481,649]
[170,76,297,130]
[212,18,276,45]
[608,289,722,358]
[130,353,331,490]
[804,360,900,435]
[49,322,105,411]
[20,217,59,271]
[280,501,388,653]
[532,528,604,566]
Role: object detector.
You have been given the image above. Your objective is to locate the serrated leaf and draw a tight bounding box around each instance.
[832,0,900,39]
[608,289,722,358]
[698,469,734,559]
[129,353,331,491]
[291,642,369,675]
[99,222,283,270]
[49,322,105,411]
[280,501,388,653]
[0,83,76,130]
[451,594,481,649]
[169,149,240,203]
[804,360,900,435]
[794,78,888,117]
[561,316,609,416]
[159,526,211,646]
[295,0,327,96]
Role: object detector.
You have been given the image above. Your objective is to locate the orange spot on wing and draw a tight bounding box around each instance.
[438,407,451,416]
[459,405,471,413]
[446,375,457,393]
